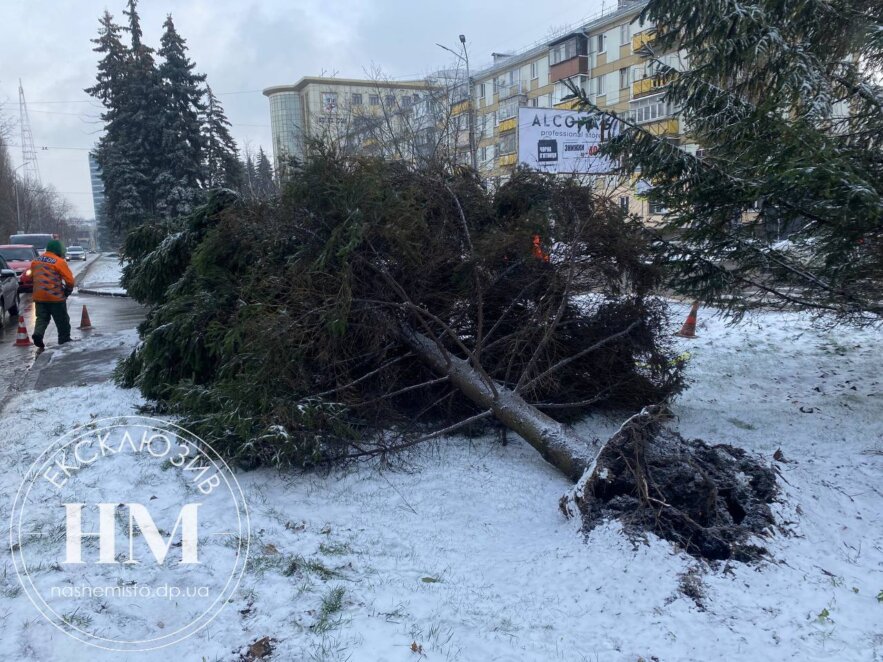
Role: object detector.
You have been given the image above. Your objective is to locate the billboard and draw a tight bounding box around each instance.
[517,107,619,174]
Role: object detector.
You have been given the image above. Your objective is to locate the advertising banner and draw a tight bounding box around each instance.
[517,107,619,174]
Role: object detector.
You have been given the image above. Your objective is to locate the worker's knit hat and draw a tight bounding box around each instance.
[46,239,65,257]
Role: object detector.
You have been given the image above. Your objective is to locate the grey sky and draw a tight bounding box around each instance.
[0,0,605,217]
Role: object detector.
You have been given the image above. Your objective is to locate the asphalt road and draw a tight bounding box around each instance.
[0,255,145,404]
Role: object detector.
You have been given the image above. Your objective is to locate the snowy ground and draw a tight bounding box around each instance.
[0,306,880,661]
[79,255,126,295]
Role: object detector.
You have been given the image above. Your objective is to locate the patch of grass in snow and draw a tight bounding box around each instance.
[285,556,340,581]
[877,589,883,603]
[307,632,353,662]
[408,621,458,658]
[313,586,346,633]
[318,541,351,556]
[726,417,757,431]
[62,610,93,629]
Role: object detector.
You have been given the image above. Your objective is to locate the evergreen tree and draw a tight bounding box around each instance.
[243,152,257,198]
[119,0,166,220]
[201,85,244,190]
[86,11,137,245]
[254,147,276,198]
[574,0,883,324]
[156,14,206,218]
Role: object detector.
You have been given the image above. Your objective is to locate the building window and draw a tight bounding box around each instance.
[497,131,516,155]
[619,196,629,212]
[620,23,630,45]
[632,95,671,123]
[619,67,630,89]
[479,82,486,98]
[530,61,538,79]
[402,95,413,107]
[384,94,395,106]
[369,94,380,106]
[530,97,539,107]
[321,92,338,113]
[594,75,605,96]
[649,199,666,215]
[498,97,521,122]
[596,34,606,53]
[351,93,363,106]
[550,38,578,65]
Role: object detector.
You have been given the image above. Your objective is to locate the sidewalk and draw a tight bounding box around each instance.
[26,328,139,391]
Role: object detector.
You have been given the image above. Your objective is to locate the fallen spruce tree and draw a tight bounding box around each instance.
[118,151,682,473]
[117,151,776,560]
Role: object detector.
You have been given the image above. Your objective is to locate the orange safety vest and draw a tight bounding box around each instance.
[31,251,75,303]
[531,234,550,263]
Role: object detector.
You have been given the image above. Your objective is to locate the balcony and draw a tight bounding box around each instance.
[632,75,673,98]
[497,117,517,133]
[554,98,581,110]
[549,56,590,84]
[643,118,680,136]
[497,153,517,167]
[451,99,471,116]
[632,30,656,55]
[497,81,529,101]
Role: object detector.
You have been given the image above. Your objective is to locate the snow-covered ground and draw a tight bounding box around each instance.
[0,306,880,661]
[79,255,126,295]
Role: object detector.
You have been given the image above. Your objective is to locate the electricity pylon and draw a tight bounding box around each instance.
[18,79,41,186]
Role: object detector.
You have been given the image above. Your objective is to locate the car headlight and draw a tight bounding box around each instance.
[25,269,31,277]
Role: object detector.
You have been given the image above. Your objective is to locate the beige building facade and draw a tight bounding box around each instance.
[467,0,690,223]
[263,77,437,174]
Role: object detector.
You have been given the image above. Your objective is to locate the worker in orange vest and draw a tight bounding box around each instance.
[30,239,75,348]
[531,234,550,263]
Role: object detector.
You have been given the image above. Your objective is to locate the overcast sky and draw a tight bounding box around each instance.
[0,0,605,217]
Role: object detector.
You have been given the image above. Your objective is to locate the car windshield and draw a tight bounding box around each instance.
[0,247,36,261]
[69,246,83,251]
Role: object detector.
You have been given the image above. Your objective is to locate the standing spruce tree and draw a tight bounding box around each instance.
[201,85,244,190]
[86,10,141,246]
[573,0,883,325]
[88,1,215,239]
[119,0,166,220]
[242,151,258,198]
[254,147,277,198]
[156,14,206,218]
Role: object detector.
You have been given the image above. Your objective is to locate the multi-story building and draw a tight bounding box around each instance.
[88,151,105,224]
[263,77,441,175]
[262,2,689,223]
[468,0,689,222]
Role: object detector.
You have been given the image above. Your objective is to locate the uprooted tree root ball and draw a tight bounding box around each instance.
[561,408,777,562]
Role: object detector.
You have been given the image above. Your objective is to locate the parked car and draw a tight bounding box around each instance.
[0,244,38,292]
[66,245,87,261]
[0,255,20,324]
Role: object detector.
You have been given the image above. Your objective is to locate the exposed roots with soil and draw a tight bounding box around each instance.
[562,407,778,562]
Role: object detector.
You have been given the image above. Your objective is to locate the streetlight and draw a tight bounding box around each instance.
[436,35,478,172]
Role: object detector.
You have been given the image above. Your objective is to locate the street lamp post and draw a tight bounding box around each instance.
[437,35,479,172]
[459,34,478,173]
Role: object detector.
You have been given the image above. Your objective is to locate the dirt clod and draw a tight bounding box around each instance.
[562,407,777,562]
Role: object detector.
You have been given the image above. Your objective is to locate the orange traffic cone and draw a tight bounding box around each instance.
[14,315,31,346]
[78,305,93,330]
[676,301,700,338]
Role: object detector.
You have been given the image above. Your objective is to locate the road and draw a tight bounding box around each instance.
[0,255,145,404]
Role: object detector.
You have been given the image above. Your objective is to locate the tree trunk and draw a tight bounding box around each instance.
[399,324,602,482]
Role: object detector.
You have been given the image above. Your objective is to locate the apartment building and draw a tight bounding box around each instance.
[468,0,689,222]
[263,77,438,174]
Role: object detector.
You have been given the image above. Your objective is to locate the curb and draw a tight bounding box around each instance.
[74,253,103,284]
[77,288,130,298]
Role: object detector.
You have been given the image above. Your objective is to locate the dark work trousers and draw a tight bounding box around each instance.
[33,300,71,344]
